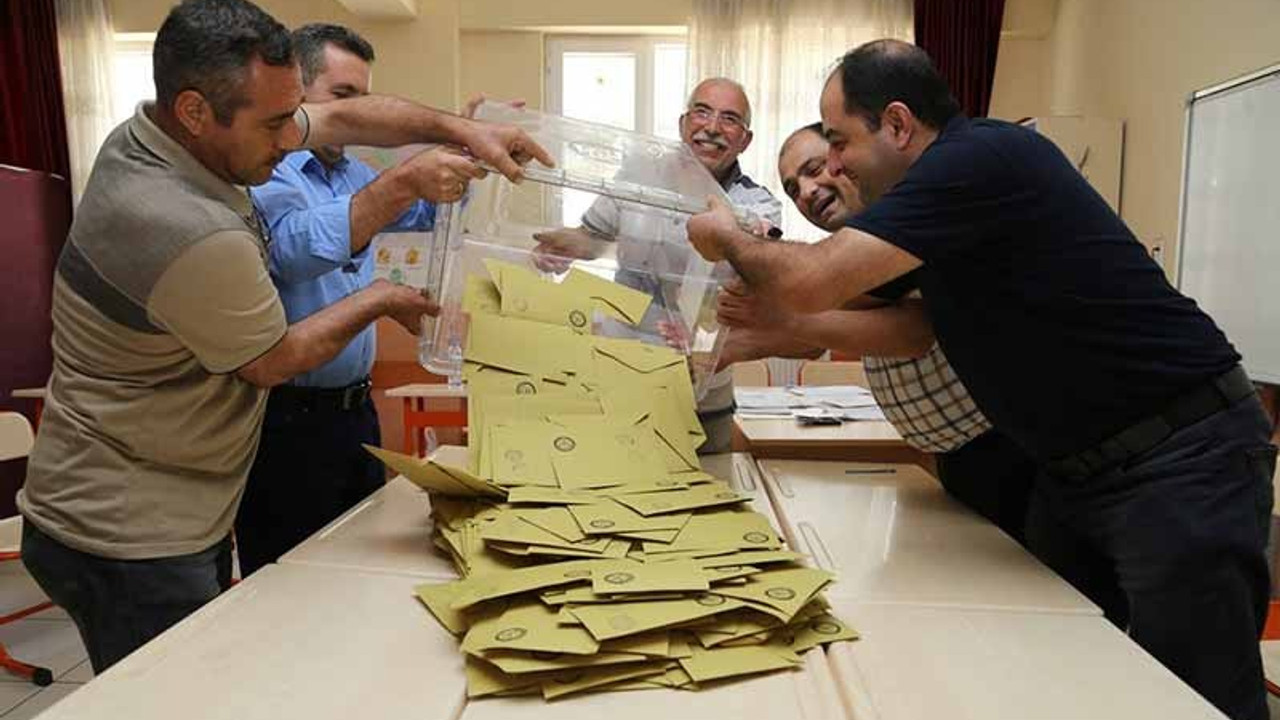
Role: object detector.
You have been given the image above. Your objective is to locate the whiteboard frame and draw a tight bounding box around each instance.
[1175,60,1280,384]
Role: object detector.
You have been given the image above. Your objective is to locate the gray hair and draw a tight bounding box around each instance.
[686,77,753,128]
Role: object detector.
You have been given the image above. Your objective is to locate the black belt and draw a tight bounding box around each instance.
[1044,366,1255,483]
[268,378,372,414]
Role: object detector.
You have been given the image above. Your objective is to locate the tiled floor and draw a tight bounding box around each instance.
[0,562,89,719]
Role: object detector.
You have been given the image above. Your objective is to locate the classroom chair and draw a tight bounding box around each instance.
[0,412,54,686]
[799,360,869,388]
[731,360,771,387]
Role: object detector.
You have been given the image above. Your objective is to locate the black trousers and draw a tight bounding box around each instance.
[21,521,232,673]
[934,428,1037,546]
[1028,394,1274,720]
[234,394,385,577]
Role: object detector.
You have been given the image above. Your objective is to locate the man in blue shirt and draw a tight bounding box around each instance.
[688,39,1274,720]
[236,24,479,575]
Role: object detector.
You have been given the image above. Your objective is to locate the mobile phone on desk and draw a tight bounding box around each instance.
[796,413,843,426]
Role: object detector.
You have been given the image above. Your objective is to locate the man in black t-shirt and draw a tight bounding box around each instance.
[686,39,1275,720]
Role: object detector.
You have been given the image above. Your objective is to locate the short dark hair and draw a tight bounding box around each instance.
[834,39,961,131]
[293,24,376,86]
[153,0,294,125]
[779,121,825,158]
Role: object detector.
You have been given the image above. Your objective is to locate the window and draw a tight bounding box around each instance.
[546,35,688,138]
[546,35,689,224]
[111,33,155,123]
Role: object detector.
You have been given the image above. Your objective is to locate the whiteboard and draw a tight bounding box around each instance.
[1178,63,1280,383]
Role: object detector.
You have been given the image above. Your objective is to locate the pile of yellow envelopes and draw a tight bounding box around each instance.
[368,259,858,700]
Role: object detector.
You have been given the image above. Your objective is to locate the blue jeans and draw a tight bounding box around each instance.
[1028,394,1275,720]
[20,521,232,673]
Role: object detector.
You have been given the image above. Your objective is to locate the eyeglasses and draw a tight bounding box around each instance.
[684,105,748,133]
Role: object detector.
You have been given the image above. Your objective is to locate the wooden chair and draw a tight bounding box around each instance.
[731,360,771,387]
[799,360,869,388]
[0,412,54,685]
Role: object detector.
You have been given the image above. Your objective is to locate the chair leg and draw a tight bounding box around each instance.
[0,643,53,686]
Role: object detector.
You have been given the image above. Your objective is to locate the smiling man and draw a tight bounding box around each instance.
[17,0,551,673]
[687,39,1273,720]
[581,77,782,453]
[720,122,1036,544]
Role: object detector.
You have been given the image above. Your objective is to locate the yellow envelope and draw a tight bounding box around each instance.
[643,511,783,555]
[546,418,670,490]
[449,559,607,610]
[479,513,608,554]
[568,501,691,536]
[464,656,541,698]
[541,661,670,700]
[414,582,471,636]
[488,422,559,487]
[462,598,600,656]
[712,567,836,622]
[587,559,710,595]
[498,266,597,334]
[506,487,602,505]
[364,445,505,499]
[567,594,747,641]
[784,613,860,653]
[467,312,595,380]
[480,649,653,675]
[677,642,802,684]
[561,267,653,325]
[614,482,748,516]
[463,274,502,317]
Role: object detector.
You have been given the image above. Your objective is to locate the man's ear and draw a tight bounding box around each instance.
[882,101,915,150]
[173,89,211,137]
[739,128,754,153]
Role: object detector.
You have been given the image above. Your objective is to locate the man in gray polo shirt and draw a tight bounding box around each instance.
[17,0,550,673]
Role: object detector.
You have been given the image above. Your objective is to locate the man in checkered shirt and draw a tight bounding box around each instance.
[718,123,1036,543]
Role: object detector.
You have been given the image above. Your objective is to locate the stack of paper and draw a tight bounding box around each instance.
[369,260,859,700]
[734,385,887,421]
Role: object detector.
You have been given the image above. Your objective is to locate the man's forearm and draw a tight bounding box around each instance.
[239,283,392,387]
[349,170,418,255]
[787,303,933,360]
[720,229,851,314]
[716,226,922,315]
[304,95,472,151]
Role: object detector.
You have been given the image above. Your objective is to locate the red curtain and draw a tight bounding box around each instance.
[914,0,1007,118]
[0,0,72,181]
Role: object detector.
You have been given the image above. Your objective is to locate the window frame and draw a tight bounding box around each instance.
[545,34,688,137]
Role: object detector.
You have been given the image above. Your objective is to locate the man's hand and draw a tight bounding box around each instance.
[687,195,741,261]
[376,279,440,334]
[531,228,605,273]
[391,147,488,204]
[461,119,555,183]
[717,278,792,332]
[462,94,527,119]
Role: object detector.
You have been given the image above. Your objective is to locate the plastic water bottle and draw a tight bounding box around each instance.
[446,336,463,390]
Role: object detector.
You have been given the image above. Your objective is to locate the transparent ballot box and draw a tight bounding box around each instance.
[416,102,744,397]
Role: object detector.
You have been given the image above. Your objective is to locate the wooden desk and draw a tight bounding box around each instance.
[461,650,845,720]
[386,383,468,456]
[757,458,1099,615]
[735,415,932,469]
[37,563,466,720]
[279,476,458,581]
[825,599,1225,720]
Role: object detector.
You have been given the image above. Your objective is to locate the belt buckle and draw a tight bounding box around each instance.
[342,380,370,411]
